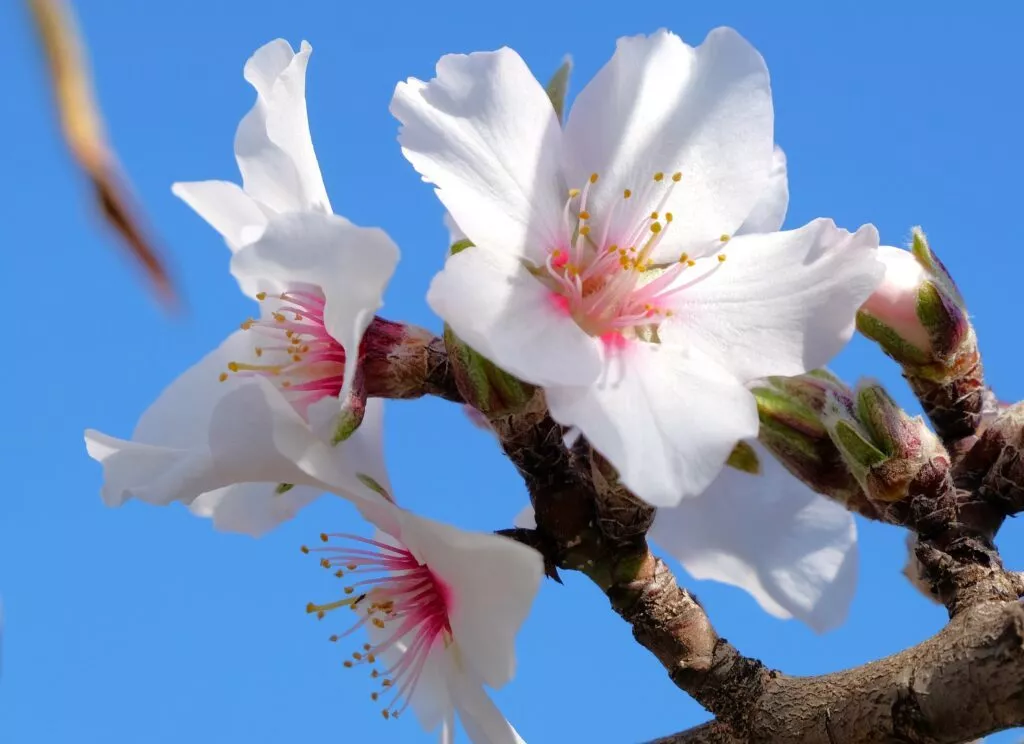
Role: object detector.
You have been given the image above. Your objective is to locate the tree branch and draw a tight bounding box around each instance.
[377,331,1024,744]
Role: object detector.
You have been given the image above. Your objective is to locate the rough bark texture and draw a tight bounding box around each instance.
[376,320,1024,744]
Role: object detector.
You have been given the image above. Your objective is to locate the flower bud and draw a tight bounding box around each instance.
[823,379,946,503]
[857,229,982,442]
[752,372,868,510]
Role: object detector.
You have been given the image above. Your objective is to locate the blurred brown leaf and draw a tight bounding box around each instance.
[27,0,178,310]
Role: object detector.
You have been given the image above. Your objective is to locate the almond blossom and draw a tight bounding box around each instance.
[306,496,539,743]
[393,28,883,507]
[84,38,398,533]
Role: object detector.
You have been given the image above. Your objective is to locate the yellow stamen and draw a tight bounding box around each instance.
[218,372,228,382]
[672,171,682,182]
[255,292,267,301]
[579,210,590,220]
[665,212,674,222]
[654,172,664,182]
[623,189,632,199]
[718,254,727,263]
[719,234,731,243]
[589,173,599,183]
[568,188,580,197]
[650,222,662,234]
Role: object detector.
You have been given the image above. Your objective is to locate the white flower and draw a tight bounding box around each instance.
[174,38,399,407]
[393,28,882,507]
[306,497,541,743]
[85,39,399,534]
[648,439,858,632]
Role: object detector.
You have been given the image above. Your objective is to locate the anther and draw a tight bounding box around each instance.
[329,635,339,642]
[343,660,353,669]
[654,172,664,182]
[320,558,330,569]
[665,212,673,222]
[320,533,329,542]
[623,189,632,199]
[719,234,731,243]
[579,226,591,236]
[650,211,659,220]
[568,188,581,198]
[579,210,590,220]
[589,173,599,183]
[300,545,310,554]
[218,372,228,383]
[256,292,267,301]
[650,223,662,234]
[672,171,682,182]
[718,254,727,263]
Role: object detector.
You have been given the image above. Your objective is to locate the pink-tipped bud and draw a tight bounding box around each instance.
[860,245,932,354]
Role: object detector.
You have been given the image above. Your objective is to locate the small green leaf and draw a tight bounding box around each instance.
[726,440,761,475]
[357,473,393,502]
[449,238,474,256]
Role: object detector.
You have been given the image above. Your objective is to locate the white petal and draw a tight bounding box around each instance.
[449,669,526,744]
[182,393,389,536]
[545,340,759,505]
[231,211,399,404]
[235,39,331,213]
[84,430,206,507]
[395,511,543,689]
[563,28,773,257]
[133,330,256,447]
[84,330,258,507]
[392,48,565,263]
[649,440,858,632]
[188,482,322,537]
[675,219,883,382]
[205,379,380,502]
[427,246,601,387]
[170,180,269,251]
[735,145,789,235]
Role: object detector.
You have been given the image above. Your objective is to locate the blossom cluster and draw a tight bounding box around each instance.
[84,31,933,742]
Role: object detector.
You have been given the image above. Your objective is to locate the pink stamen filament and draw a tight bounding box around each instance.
[224,287,347,416]
[542,171,723,337]
[305,533,454,721]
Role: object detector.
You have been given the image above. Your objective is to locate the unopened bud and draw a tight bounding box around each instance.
[857,229,982,441]
[360,317,443,400]
[823,380,946,503]
[443,325,535,417]
[752,372,868,511]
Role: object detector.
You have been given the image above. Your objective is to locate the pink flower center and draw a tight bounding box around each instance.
[304,533,453,721]
[539,171,728,342]
[220,286,346,417]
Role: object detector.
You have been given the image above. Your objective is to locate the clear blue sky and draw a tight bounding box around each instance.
[2,2,1023,742]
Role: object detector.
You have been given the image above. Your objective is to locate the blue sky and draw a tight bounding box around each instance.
[2,2,1023,742]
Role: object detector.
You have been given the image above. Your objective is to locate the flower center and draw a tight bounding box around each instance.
[219,286,346,417]
[303,533,453,721]
[539,171,728,343]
